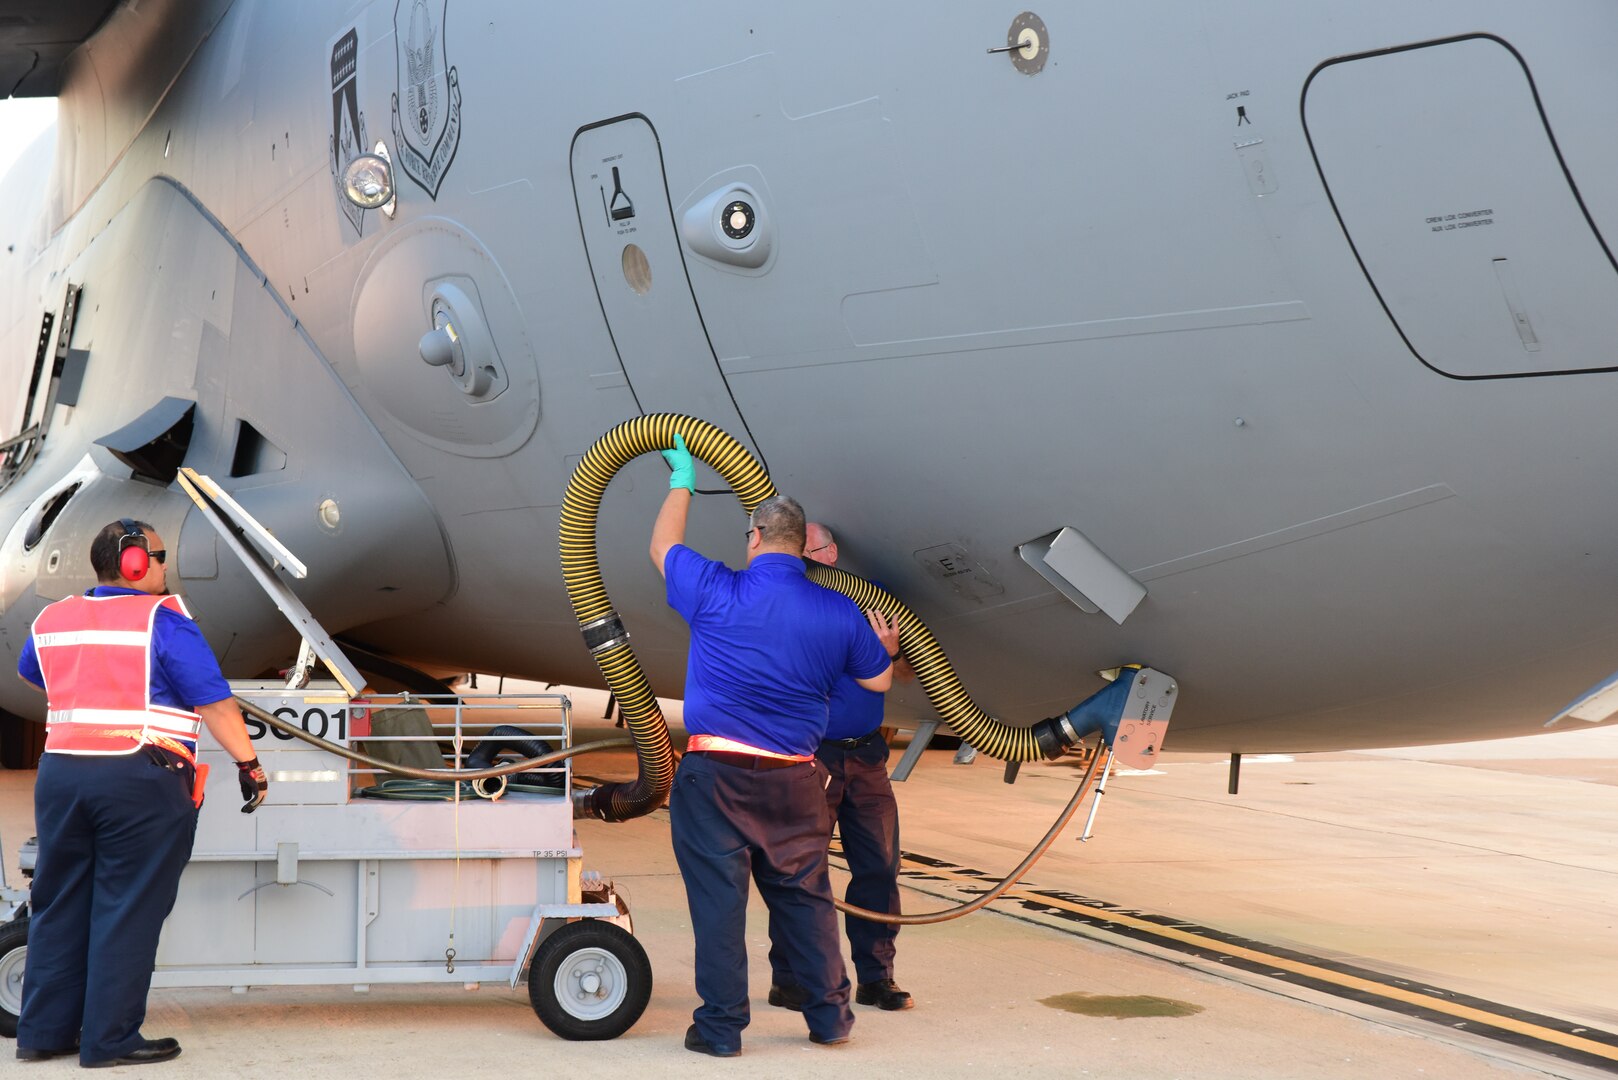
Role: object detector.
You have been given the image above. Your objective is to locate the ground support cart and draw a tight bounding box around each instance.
[0,683,651,1042]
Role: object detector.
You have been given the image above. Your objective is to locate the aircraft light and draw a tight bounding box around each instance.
[318,499,341,530]
[680,183,772,269]
[722,201,755,240]
[342,152,394,211]
[374,142,398,218]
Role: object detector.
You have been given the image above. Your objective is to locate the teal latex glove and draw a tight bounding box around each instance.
[662,432,696,493]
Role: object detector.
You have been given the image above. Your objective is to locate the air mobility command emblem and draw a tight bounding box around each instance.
[391,0,461,200]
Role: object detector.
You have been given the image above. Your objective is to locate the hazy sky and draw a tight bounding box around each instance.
[0,98,57,184]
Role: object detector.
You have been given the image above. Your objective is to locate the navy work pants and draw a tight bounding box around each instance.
[768,733,901,986]
[19,751,198,1065]
[669,751,853,1050]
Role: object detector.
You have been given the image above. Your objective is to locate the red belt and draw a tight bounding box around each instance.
[687,750,805,771]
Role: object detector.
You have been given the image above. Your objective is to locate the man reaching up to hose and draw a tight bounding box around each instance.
[650,435,892,1057]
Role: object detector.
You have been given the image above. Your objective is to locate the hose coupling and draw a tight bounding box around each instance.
[580,613,630,654]
[1029,714,1075,760]
[1055,712,1082,746]
[472,774,508,800]
[572,786,607,820]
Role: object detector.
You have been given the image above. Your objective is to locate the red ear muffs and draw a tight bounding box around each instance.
[119,543,149,581]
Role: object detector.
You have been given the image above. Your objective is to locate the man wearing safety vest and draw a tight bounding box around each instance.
[13,518,267,1067]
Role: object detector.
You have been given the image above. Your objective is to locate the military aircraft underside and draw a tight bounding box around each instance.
[3,1,1618,760]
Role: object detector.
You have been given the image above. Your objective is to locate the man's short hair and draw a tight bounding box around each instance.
[90,519,154,582]
[750,496,807,553]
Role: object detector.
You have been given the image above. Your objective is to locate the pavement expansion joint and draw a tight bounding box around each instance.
[829,844,1618,1077]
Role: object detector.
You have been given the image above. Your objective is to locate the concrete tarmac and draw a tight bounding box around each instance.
[2,699,1615,1078]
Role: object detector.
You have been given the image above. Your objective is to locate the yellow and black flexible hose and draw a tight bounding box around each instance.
[560,413,1079,822]
[802,564,1071,762]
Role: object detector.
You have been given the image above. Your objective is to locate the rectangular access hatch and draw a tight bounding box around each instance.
[1303,35,1618,378]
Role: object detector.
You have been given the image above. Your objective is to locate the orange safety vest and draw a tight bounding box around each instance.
[33,592,204,758]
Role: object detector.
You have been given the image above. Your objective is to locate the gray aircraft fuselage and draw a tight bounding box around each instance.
[2,0,1617,752]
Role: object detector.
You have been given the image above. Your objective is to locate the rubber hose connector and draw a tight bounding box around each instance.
[560,413,1082,823]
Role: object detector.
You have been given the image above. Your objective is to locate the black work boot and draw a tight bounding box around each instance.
[767,981,807,1012]
[855,978,914,1010]
[683,1024,740,1058]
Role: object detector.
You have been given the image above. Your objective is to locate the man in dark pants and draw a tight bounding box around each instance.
[768,521,915,1013]
[15,519,267,1067]
[651,435,893,1057]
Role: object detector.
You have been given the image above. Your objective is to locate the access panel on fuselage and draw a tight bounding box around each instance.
[1304,35,1618,378]
[569,115,759,457]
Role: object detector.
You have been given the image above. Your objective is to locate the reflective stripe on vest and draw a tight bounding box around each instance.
[33,593,203,756]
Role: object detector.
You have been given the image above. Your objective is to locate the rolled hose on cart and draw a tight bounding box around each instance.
[560,413,1087,825]
[351,726,563,801]
[354,777,562,801]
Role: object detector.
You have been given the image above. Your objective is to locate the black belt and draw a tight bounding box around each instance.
[143,744,192,773]
[821,731,880,750]
[687,750,805,771]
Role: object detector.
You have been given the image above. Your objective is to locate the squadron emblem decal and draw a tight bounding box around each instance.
[391,0,462,200]
[329,27,368,236]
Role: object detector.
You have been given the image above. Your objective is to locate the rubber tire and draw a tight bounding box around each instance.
[0,916,27,1039]
[528,920,651,1041]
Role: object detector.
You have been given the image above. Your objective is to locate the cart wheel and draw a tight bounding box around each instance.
[528,920,651,1040]
[0,916,27,1038]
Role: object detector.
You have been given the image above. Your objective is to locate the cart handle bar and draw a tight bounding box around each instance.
[234,696,635,781]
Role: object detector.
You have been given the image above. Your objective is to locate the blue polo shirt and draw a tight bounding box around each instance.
[665,546,890,757]
[823,576,891,741]
[824,677,886,741]
[18,587,234,749]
